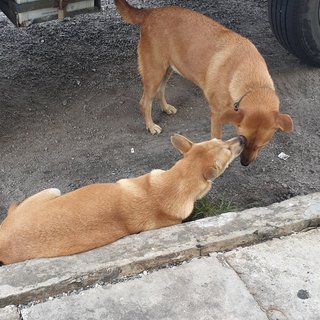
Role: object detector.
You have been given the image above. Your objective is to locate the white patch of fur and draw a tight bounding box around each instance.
[170,64,182,76]
[179,201,195,220]
[48,188,61,196]
[149,169,165,188]
[117,179,134,189]
[150,169,165,176]
[117,178,146,198]
[196,181,212,200]
[215,159,222,170]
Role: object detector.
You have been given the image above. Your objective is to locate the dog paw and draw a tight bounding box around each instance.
[163,104,177,115]
[148,124,162,135]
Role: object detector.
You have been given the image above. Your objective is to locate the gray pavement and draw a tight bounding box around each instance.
[226,229,320,320]
[21,256,269,320]
[19,229,320,320]
[1,193,320,319]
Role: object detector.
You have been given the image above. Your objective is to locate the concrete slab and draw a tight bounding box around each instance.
[0,193,319,307]
[225,229,320,320]
[21,256,268,320]
[0,305,20,320]
[0,223,198,308]
[190,192,320,255]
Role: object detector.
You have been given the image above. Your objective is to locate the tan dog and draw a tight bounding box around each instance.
[0,135,244,265]
[115,0,293,165]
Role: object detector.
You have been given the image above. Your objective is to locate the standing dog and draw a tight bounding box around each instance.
[0,135,245,265]
[115,0,293,165]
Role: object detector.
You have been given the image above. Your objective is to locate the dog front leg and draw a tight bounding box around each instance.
[140,93,162,135]
[210,110,222,139]
[150,216,182,230]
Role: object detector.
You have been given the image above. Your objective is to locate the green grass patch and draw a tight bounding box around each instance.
[187,196,237,221]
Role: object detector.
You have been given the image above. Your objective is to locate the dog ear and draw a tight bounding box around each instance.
[171,134,193,154]
[221,109,244,125]
[276,113,293,132]
[203,160,222,180]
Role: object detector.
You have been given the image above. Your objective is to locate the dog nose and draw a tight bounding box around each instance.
[239,135,247,146]
[240,158,250,166]
[240,153,251,166]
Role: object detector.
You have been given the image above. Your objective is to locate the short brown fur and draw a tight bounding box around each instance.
[114,0,293,165]
[0,135,244,265]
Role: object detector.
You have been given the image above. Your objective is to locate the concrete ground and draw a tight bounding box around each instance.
[20,229,320,320]
[1,193,319,319]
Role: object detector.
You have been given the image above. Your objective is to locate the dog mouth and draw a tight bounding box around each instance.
[234,135,252,167]
[223,136,246,165]
[237,136,253,166]
[240,147,254,166]
[240,155,251,166]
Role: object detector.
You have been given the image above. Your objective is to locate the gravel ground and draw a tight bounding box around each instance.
[0,0,319,222]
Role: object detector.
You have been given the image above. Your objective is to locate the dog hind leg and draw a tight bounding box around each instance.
[156,68,177,115]
[138,39,171,134]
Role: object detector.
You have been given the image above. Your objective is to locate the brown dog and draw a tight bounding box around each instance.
[115,0,293,165]
[0,135,244,265]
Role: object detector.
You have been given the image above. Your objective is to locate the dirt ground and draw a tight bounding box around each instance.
[0,0,319,222]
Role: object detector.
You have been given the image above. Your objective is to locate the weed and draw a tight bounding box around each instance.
[186,196,237,221]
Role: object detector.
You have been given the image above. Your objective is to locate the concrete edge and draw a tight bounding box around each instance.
[0,192,319,308]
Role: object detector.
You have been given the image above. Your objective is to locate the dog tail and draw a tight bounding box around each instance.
[114,0,150,25]
[0,204,17,266]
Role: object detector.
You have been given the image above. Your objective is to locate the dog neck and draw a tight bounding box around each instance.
[150,158,212,220]
[233,86,275,111]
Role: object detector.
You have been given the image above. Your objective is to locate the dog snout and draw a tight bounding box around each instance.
[240,156,250,166]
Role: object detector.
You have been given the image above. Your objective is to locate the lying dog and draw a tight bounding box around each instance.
[115,0,293,165]
[0,135,244,265]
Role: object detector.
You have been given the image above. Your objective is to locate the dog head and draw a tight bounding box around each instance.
[221,93,293,166]
[171,134,245,180]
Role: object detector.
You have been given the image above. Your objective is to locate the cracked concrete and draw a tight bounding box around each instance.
[20,256,269,320]
[225,229,320,320]
[14,228,320,320]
